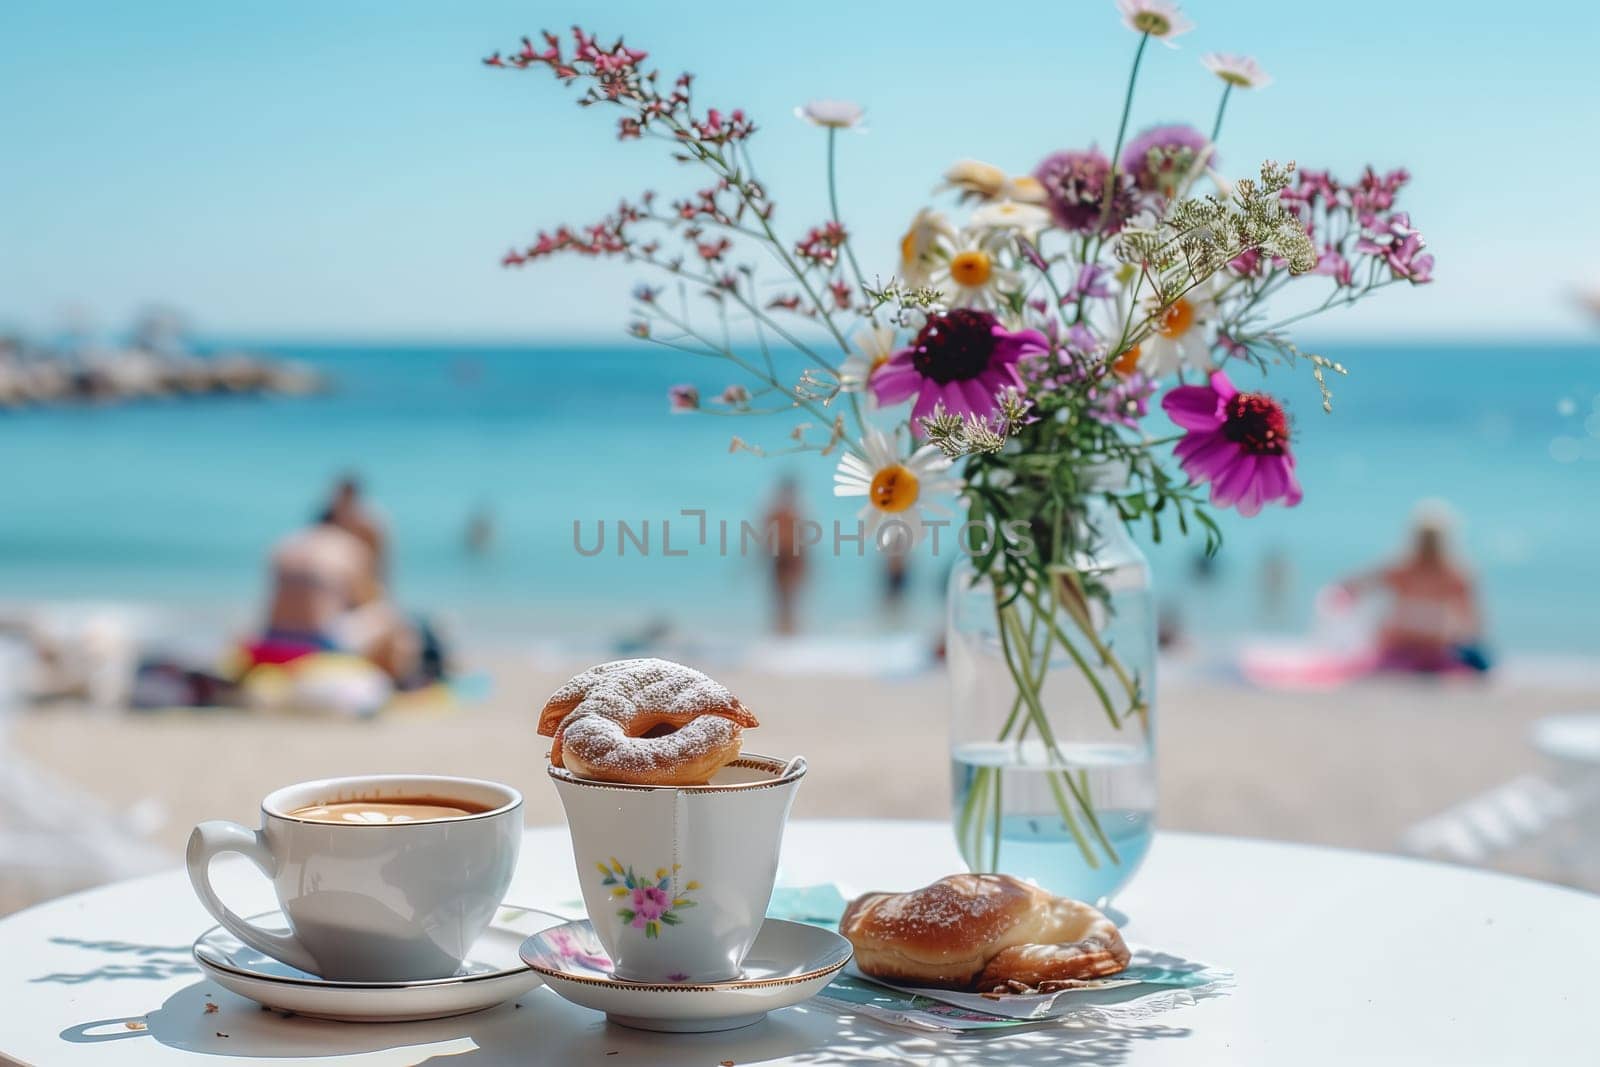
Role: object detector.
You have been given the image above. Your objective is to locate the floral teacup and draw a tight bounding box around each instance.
[549,753,805,983]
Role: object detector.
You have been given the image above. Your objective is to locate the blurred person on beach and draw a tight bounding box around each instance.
[1260,548,1294,630]
[265,518,421,683]
[322,474,388,577]
[1338,501,1490,674]
[763,476,807,635]
[882,541,910,622]
[464,505,495,558]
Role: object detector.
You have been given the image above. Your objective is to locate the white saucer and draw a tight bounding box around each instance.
[193,905,564,1023]
[520,917,852,1033]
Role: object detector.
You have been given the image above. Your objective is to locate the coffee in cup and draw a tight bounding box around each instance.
[287,797,493,824]
[186,774,522,981]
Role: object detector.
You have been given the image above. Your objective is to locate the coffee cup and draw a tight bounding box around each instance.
[549,753,804,983]
[186,774,522,981]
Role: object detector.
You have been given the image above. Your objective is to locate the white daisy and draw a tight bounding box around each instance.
[929,230,1022,311]
[939,159,1009,201]
[1136,277,1218,377]
[968,200,1052,241]
[1202,53,1271,90]
[834,428,960,547]
[1005,174,1049,205]
[1116,0,1195,46]
[794,99,866,129]
[837,325,898,396]
[896,208,957,287]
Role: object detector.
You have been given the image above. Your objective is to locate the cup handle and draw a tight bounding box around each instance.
[185,820,319,974]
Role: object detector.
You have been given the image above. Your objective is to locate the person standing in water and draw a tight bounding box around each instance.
[763,476,807,635]
[1340,501,1489,673]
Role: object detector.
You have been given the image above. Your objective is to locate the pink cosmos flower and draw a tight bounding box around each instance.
[871,309,1046,423]
[1162,371,1302,517]
[631,885,670,926]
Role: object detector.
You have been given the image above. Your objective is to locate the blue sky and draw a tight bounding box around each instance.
[2,0,1597,342]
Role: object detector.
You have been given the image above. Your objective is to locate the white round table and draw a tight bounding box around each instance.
[1,820,1596,1065]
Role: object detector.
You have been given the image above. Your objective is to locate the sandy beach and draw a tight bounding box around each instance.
[6,651,1596,914]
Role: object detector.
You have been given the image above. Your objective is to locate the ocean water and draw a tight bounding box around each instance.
[2,340,1596,653]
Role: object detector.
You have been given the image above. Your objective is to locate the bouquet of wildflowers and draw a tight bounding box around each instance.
[487,1,1431,869]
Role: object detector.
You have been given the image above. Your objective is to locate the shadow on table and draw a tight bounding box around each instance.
[31,936,199,984]
[58,981,1191,1065]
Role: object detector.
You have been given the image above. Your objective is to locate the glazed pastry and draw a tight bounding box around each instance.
[537,658,758,786]
[840,873,1129,992]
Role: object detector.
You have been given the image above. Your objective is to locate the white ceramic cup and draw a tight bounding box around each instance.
[549,753,805,984]
[186,774,522,981]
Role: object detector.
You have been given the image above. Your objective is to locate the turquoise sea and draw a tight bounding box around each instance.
[3,340,1597,654]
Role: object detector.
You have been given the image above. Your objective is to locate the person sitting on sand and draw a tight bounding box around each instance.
[1339,502,1489,673]
[265,519,420,683]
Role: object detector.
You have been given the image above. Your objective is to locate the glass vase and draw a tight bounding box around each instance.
[947,494,1157,905]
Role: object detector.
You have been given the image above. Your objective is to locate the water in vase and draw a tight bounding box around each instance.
[951,739,1155,905]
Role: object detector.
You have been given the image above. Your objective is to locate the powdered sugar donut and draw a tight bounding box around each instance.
[537,658,759,786]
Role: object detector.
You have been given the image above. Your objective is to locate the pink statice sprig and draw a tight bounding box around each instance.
[485,27,753,148]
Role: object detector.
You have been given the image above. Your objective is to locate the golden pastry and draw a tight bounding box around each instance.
[840,873,1129,992]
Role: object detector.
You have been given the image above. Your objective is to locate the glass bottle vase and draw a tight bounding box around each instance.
[946,495,1158,905]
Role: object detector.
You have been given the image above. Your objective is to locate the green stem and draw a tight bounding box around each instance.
[1075,32,1149,326]
[1017,584,1124,730]
[996,602,1116,865]
[1050,571,1145,721]
[826,127,867,292]
[990,769,1003,871]
[1209,83,1233,145]
[1046,769,1097,864]
[1101,32,1150,226]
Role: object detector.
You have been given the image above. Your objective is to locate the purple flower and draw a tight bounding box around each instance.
[1162,371,1301,517]
[667,384,699,412]
[1090,373,1157,429]
[631,885,671,926]
[1033,148,1133,234]
[1214,329,1249,360]
[1018,236,1049,272]
[1229,249,1262,276]
[1062,263,1113,305]
[1119,124,1210,198]
[1313,246,1353,287]
[1020,322,1098,393]
[1356,212,1433,283]
[872,309,1046,422]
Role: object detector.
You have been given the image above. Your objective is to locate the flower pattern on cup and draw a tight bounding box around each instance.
[597,858,699,939]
